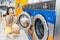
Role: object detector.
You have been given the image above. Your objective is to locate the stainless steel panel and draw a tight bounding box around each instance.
[54,0,60,40]
[48,22,54,37]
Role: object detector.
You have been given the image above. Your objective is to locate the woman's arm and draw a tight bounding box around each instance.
[10,16,20,34]
[11,27,20,34]
[9,27,20,34]
[13,16,17,23]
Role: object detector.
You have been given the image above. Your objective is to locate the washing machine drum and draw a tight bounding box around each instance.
[18,12,31,30]
[34,14,48,40]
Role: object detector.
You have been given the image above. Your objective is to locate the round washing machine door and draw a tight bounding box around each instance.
[18,12,31,30]
[34,14,48,40]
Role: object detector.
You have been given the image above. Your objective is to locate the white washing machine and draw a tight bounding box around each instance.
[18,12,31,31]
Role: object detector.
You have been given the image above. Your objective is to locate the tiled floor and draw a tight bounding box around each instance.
[0,18,6,40]
[0,18,29,40]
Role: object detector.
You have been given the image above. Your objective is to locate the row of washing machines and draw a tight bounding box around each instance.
[17,1,56,40]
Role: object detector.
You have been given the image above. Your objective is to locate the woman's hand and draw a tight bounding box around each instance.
[13,29,20,34]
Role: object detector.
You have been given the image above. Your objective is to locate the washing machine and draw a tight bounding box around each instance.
[20,1,56,40]
[18,1,56,40]
[18,11,31,30]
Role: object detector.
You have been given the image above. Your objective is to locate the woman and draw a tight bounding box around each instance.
[4,7,20,38]
[4,7,29,40]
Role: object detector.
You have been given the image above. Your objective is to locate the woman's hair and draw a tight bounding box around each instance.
[6,7,14,15]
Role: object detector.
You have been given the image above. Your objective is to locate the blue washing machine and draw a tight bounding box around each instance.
[18,1,56,40]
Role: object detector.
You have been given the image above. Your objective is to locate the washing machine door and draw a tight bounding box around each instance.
[34,14,48,40]
[18,12,31,30]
